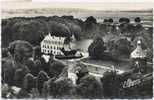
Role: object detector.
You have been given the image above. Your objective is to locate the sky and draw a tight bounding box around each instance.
[33,0,153,3]
[1,0,31,2]
[1,0,153,10]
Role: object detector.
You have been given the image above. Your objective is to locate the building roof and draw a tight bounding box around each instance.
[42,33,65,41]
[131,48,146,59]
[130,40,146,59]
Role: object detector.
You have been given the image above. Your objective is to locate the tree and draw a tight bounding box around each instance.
[61,15,74,20]
[88,37,106,59]
[51,77,73,98]
[108,37,133,59]
[67,22,82,40]
[36,71,49,94]
[119,17,130,23]
[114,37,132,55]
[17,73,36,98]
[8,40,33,63]
[108,18,114,23]
[48,21,71,37]
[101,71,123,98]
[25,59,38,76]
[85,16,97,24]
[84,16,97,32]
[74,63,102,98]
[33,46,42,60]
[134,17,141,23]
[14,20,47,45]
[2,40,33,87]
[49,61,66,78]
[2,16,84,47]
[2,48,9,58]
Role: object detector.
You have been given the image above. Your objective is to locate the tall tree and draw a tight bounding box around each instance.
[88,37,106,59]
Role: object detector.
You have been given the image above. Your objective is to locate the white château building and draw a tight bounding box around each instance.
[41,33,66,55]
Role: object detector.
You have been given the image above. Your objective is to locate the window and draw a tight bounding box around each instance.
[50,46,52,49]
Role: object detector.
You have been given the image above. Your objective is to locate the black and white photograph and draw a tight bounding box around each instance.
[1,0,153,99]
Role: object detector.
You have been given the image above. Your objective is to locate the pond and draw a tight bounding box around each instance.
[71,39,93,52]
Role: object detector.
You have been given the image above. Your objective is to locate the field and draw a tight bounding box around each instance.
[2,8,153,25]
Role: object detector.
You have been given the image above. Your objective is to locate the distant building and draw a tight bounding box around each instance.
[41,33,66,55]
